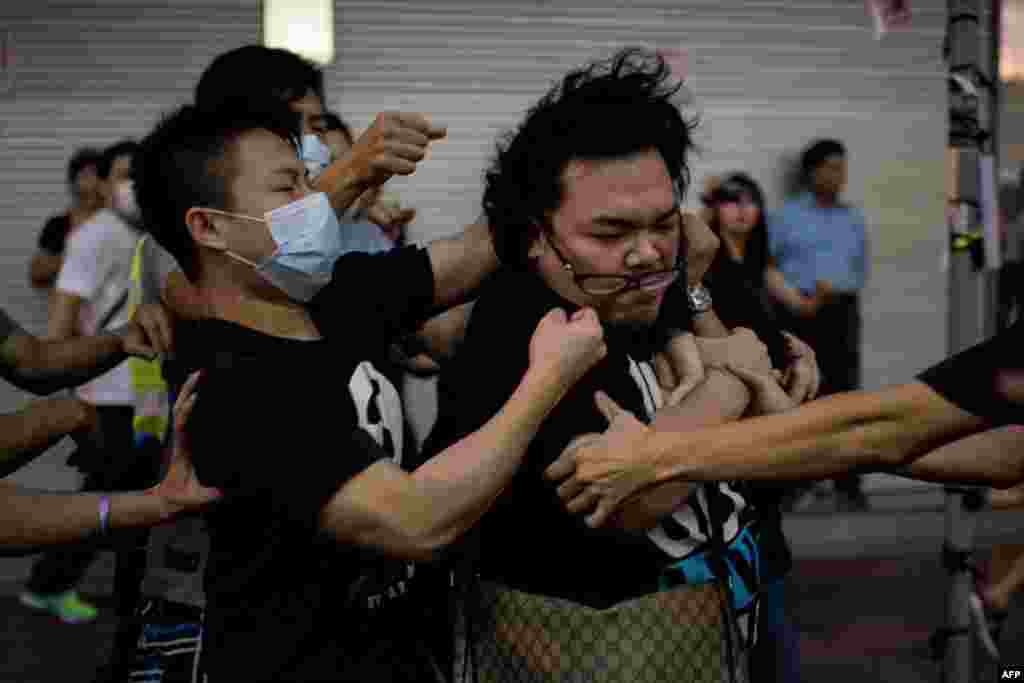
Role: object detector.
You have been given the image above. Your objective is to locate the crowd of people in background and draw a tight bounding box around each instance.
[0,42,1022,683]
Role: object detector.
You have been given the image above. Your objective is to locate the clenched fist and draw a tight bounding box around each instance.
[528,307,607,390]
[347,112,447,188]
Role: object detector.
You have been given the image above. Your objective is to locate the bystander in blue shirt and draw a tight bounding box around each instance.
[767,192,868,294]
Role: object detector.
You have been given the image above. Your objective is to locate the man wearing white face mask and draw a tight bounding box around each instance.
[21,140,148,623]
[133,96,608,682]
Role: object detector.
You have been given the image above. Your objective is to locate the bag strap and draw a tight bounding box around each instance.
[702,483,742,683]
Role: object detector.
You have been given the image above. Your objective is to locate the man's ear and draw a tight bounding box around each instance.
[526,220,545,259]
[185,208,228,251]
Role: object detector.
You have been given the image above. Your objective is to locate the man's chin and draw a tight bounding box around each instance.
[603,306,661,330]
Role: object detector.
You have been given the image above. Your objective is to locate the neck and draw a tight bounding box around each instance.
[196,267,321,340]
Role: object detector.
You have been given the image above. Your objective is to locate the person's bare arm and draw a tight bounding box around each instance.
[651,381,988,483]
[607,368,752,530]
[0,397,93,477]
[425,218,499,313]
[29,250,62,289]
[548,381,992,528]
[319,308,606,561]
[47,290,81,342]
[0,374,220,548]
[592,330,761,530]
[894,425,1024,489]
[314,112,447,214]
[412,301,475,364]
[0,305,173,396]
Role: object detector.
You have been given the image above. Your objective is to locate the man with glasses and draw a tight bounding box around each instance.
[421,49,806,681]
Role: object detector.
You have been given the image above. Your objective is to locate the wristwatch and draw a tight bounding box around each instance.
[685,283,713,314]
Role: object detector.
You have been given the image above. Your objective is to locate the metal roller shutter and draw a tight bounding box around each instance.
[0,0,948,457]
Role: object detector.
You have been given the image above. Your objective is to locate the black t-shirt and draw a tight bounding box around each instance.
[37,213,73,254]
[918,321,1024,426]
[180,246,437,683]
[422,268,755,609]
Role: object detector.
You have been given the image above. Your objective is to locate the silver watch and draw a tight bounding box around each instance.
[686,283,713,314]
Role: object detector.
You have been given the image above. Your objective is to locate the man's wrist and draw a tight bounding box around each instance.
[54,395,91,433]
[521,364,570,407]
[649,430,698,486]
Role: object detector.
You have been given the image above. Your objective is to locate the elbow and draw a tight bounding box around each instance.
[403,523,461,563]
[990,460,1024,490]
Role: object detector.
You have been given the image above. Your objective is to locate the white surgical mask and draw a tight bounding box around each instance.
[203,192,343,302]
[113,179,140,222]
[300,134,332,181]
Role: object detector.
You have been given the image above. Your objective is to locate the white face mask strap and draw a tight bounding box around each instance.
[196,208,269,268]
[201,207,266,224]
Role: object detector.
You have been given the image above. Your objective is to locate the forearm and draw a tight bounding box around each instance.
[10,334,124,395]
[46,291,79,341]
[414,301,474,364]
[651,382,987,485]
[326,368,568,559]
[408,370,566,540]
[427,218,499,312]
[314,158,369,215]
[612,369,750,530]
[895,426,1024,489]
[0,398,86,477]
[0,484,172,547]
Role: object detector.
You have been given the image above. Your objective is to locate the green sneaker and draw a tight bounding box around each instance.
[18,590,98,624]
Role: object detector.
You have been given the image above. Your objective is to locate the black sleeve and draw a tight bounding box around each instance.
[185,366,388,529]
[37,215,72,254]
[309,246,436,350]
[917,322,1024,426]
[418,287,533,466]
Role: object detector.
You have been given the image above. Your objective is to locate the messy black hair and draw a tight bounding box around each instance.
[195,45,325,111]
[133,97,301,281]
[483,48,698,265]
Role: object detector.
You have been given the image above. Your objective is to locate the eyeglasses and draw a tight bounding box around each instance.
[543,229,682,296]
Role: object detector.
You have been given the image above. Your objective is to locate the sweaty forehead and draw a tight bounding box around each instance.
[558,151,677,225]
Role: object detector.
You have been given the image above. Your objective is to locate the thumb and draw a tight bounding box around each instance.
[594,390,625,426]
[426,124,447,140]
[543,307,569,325]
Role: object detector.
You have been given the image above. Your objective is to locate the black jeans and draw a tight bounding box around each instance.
[26,405,159,595]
